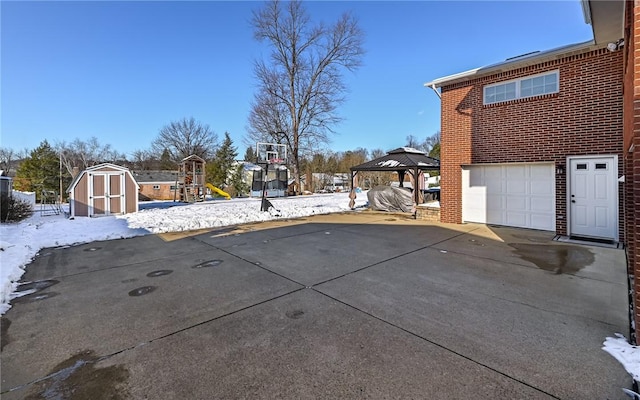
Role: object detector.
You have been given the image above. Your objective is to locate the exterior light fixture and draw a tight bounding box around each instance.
[607,39,624,52]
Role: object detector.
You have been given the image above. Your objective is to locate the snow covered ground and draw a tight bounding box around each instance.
[0,192,367,315]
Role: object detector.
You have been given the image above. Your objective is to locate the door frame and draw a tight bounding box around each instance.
[88,172,125,217]
[566,154,618,241]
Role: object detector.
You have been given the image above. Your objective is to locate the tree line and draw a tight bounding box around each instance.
[1,117,439,201]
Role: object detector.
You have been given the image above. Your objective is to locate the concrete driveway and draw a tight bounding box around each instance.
[0,212,630,399]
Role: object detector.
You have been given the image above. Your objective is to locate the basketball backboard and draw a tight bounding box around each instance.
[256,142,287,164]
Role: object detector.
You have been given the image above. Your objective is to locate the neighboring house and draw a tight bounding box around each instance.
[134,170,178,201]
[428,0,640,341]
[312,173,350,192]
[425,40,623,241]
[67,163,139,218]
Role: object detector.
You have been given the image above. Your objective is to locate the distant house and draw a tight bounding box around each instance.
[133,170,178,201]
[312,173,349,192]
[425,40,623,241]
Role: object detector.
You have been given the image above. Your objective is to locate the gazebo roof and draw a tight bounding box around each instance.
[350,147,440,172]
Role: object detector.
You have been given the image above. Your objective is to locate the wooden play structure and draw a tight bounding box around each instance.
[177,155,206,203]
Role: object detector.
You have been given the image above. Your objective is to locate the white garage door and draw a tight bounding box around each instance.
[462,163,555,231]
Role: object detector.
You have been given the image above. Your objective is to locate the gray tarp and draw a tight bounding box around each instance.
[367,186,414,212]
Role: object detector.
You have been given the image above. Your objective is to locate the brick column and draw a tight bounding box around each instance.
[628,0,640,341]
[440,86,473,223]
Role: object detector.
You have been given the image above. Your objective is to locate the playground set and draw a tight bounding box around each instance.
[173,146,287,208]
[175,155,230,203]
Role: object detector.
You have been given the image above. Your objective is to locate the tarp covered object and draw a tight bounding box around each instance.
[349,147,439,210]
[367,186,414,212]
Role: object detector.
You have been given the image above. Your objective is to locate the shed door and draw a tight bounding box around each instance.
[462,163,555,231]
[89,173,125,217]
[89,173,107,217]
[107,173,125,214]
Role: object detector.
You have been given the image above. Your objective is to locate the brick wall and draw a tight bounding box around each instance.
[440,48,623,237]
[626,0,640,342]
[139,183,175,201]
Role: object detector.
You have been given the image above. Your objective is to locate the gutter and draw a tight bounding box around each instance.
[424,40,597,90]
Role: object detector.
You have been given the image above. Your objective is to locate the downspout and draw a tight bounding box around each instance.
[429,84,441,99]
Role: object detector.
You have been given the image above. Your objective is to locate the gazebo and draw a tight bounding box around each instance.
[349,147,440,209]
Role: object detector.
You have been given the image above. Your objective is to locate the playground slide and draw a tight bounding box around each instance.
[206,183,231,200]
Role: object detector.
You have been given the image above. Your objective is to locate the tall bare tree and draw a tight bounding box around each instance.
[247,0,365,194]
[152,117,218,162]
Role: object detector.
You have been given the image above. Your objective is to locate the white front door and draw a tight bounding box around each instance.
[569,156,617,240]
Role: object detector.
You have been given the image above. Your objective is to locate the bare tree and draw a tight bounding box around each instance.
[152,117,218,162]
[56,137,125,176]
[247,0,365,194]
[423,131,440,151]
[405,135,422,149]
[130,149,157,171]
[0,147,16,175]
[370,148,386,159]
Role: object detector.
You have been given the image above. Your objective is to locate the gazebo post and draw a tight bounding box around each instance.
[398,170,405,188]
[414,166,420,206]
[349,171,357,209]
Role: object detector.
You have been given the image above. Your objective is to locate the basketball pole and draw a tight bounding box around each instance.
[260,161,269,212]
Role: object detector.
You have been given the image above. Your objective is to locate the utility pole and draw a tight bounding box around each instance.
[59,151,63,204]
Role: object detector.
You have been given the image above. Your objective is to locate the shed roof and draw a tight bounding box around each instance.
[350,148,440,172]
[66,163,139,193]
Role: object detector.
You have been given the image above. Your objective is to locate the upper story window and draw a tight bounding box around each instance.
[152,185,160,190]
[483,70,559,105]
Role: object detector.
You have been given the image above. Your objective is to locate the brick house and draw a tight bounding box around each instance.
[133,170,178,201]
[427,0,640,340]
[426,40,623,240]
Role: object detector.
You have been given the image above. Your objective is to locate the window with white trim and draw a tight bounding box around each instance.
[483,70,559,105]
[152,185,160,190]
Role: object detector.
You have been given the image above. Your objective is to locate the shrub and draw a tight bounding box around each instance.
[223,186,238,198]
[2,196,34,223]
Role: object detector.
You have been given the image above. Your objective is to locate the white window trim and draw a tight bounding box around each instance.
[483,69,559,105]
[152,185,160,190]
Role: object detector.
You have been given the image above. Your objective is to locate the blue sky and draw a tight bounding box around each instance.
[1,1,593,157]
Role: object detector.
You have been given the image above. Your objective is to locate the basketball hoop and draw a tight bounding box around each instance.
[256,142,287,165]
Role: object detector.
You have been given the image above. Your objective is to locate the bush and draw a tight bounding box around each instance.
[2,196,34,223]
[223,186,238,198]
